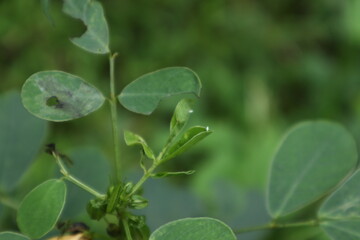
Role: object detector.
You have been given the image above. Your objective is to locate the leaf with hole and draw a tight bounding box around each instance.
[118,67,201,115]
[21,71,105,122]
[170,99,194,138]
[124,130,155,160]
[149,217,236,240]
[0,91,47,191]
[318,170,360,240]
[17,179,67,239]
[63,0,109,54]
[0,232,30,240]
[267,121,357,218]
[162,126,212,162]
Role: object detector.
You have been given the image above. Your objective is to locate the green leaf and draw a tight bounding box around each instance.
[170,99,194,137]
[124,131,155,160]
[162,126,212,162]
[151,170,195,178]
[41,0,55,26]
[17,179,67,239]
[21,71,105,122]
[118,67,201,115]
[318,170,360,240]
[267,121,358,218]
[0,91,47,191]
[0,232,30,240]
[63,0,110,54]
[149,217,236,240]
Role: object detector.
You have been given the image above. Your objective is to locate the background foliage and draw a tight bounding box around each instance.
[1,1,360,239]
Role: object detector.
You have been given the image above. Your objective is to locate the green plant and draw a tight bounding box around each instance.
[1,1,360,240]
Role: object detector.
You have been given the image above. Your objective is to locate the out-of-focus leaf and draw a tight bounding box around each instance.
[0,232,30,240]
[267,121,357,218]
[162,126,212,162]
[0,91,47,191]
[124,131,155,160]
[63,0,109,54]
[318,170,360,240]
[41,0,55,26]
[17,179,67,239]
[151,170,195,178]
[61,146,110,218]
[170,99,193,137]
[150,217,236,240]
[21,71,105,122]
[118,67,201,115]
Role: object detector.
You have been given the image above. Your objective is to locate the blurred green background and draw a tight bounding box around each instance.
[1,0,360,239]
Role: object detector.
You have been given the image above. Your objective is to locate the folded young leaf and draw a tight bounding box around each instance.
[124,130,155,160]
[0,232,30,240]
[150,217,236,240]
[162,126,212,162]
[170,99,193,138]
[21,71,105,122]
[63,0,110,54]
[151,170,195,178]
[118,67,201,115]
[17,179,67,239]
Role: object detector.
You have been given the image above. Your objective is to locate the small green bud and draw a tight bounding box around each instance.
[86,198,107,220]
[129,195,148,209]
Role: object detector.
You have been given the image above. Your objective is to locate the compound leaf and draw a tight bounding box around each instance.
[267,121,357,218]
[118,67,201,115]
[150,217,236,240]
[17,179,67,239]
[21,71,105,122]
[63,0,109,54]
[124,131,155,160]
[0,232,30,240]
[0,91,47,191]
[318,170,360,240]
[162,126,212,162]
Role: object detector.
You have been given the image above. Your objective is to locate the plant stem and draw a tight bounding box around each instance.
[234,220,319,234]
[54,153,105,199]
[128,163,158,197]
[122,218,133,240]
[109,52,121,182]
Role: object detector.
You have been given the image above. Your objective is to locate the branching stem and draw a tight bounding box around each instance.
[54,153,105,199]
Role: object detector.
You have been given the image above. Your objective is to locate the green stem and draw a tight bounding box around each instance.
[122,218,133,240]
[54,153,105,199]
[109,52,121,182]
[234,220,319,234]
[128,163,158,197]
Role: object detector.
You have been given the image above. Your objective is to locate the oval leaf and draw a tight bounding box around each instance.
[0,232,30,240]
[162,126,212,162]
[63,0,109,54]
[150,217,236,240]
[21,71,105,121]
[118,67,201,115]
[318,170,360,240]
[0,92,47,191]
[267,121,357,218]
[17,179,67,239]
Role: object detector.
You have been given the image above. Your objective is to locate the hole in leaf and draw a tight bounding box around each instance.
[46,96,63,108]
